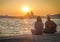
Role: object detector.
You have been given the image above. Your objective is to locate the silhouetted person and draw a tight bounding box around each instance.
[44,16,57,34]
[31,16,43,35]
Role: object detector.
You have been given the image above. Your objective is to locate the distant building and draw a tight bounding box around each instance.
[30,11,34,18]
[24,11,35,18]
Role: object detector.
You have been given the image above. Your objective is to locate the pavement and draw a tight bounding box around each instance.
[0,32,60,42]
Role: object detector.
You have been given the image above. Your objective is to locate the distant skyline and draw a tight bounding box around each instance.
[0,0,60,16]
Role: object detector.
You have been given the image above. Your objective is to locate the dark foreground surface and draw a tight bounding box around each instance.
[0,32,60,42]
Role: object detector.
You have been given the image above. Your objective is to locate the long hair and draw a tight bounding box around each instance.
[47,16,51,21]
[37,16,42,22]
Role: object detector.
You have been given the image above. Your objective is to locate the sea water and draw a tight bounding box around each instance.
[0,18,60,36]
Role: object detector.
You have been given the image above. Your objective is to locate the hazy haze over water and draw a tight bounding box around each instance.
[0,18,60,36]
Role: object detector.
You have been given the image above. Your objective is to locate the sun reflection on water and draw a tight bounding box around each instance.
[20,19,32,35]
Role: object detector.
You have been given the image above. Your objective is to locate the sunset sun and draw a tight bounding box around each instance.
[22,6,30,13]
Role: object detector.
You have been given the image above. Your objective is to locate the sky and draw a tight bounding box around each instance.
[0,0,60,16]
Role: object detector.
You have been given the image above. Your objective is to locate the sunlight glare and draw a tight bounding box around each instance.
[23,6,30,13]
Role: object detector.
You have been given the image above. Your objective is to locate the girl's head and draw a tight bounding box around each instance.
[47,16,51,21]
[37,16,42,22]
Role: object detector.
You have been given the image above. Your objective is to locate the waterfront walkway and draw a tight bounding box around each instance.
[0,32,60,42]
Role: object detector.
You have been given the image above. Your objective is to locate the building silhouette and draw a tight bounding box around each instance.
[25,10,35,18]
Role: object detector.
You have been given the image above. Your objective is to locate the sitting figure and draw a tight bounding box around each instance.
[31,16,43,35]
[44,16,57,34]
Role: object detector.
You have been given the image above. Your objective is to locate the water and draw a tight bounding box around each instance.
[0,18,60,36]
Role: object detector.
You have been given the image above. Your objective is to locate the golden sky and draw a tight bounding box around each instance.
[0,0,60,16]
